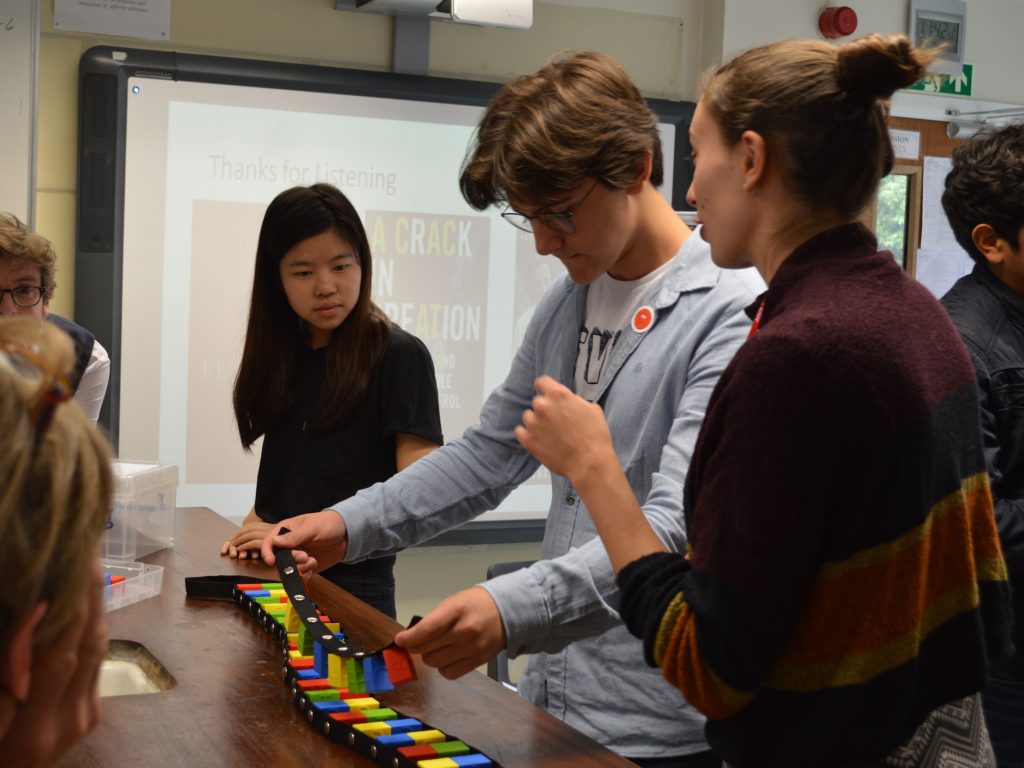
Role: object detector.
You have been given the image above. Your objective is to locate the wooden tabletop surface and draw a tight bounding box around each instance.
[59,507,638,768]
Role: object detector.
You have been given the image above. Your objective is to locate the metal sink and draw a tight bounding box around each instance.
[99,639,176,697]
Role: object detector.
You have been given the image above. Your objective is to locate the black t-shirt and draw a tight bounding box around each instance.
[256,325,442,520]
[254,325,442,612]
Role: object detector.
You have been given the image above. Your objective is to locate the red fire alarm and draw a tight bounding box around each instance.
[819,6,858,39]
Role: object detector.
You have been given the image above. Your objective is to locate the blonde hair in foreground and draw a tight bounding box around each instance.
[0,317,113,655]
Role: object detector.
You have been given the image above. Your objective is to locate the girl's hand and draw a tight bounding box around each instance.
[221,520,274,560]
[514,375,618,487]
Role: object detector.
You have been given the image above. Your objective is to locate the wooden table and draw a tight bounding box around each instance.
[60,507,637,768]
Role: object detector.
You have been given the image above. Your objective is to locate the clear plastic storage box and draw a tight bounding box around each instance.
[104,461,179,560]
[102,559,165,612]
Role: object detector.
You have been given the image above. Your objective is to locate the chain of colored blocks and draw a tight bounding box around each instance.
[233,582,499,768]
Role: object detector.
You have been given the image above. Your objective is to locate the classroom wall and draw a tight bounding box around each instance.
[719,0,1024,106]
[35,0,697,317]
[36,0,1024,317]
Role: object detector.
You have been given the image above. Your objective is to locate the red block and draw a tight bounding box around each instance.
[291,658,315,670]
[328,711,368,725]
[382,647,416,685]
[398,745,439,760]
[298,679,332,691]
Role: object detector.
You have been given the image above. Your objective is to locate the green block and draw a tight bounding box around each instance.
[307,689,341,702]
[362,708,398,722]
[434,741,470,756]
[297,623,315,656]
[346,658,366,693]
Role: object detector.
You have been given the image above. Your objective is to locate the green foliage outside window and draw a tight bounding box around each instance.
[876,173,910,269]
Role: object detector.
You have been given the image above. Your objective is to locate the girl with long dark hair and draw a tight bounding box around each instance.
[222,183,442,618]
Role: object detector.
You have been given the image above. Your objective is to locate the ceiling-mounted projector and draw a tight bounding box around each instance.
[336,0,533,29]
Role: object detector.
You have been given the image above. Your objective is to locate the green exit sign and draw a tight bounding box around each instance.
[907,63,973,97]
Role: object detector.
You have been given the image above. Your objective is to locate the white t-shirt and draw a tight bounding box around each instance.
[75,338,110,423]
[574,258,673,401]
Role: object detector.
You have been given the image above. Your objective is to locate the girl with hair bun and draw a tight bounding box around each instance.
[223,183,442,619]
[515,34,1013,767]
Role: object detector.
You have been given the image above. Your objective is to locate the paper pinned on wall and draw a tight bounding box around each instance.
[921,155,959,251]
[53,0,170,40]
[0,0,36,224]
[915,248,973,299]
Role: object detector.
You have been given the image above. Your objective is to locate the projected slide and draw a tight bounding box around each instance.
[117,76,674,522]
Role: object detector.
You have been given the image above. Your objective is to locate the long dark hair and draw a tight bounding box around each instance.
[233,183,391,449]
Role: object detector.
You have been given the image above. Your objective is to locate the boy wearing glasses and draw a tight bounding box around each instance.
[260,51,762,766]
[0,214,110,423]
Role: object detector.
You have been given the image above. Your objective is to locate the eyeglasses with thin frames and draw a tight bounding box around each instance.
[0,285,44,308]
[501,181,600,235]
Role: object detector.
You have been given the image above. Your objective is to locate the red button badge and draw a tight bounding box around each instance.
[632,305,655,333]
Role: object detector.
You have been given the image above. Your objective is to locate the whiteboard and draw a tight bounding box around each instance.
[0,0,37,224]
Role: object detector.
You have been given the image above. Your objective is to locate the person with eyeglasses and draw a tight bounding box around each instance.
[0,213,110,423]
[261,51,763,766]
[0,317,114,767]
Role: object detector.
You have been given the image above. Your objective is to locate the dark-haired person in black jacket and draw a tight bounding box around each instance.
[942,123,1024,768]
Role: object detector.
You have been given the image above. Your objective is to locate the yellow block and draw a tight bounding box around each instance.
[285,603,300,632]
[324,622,340,633]
[353,721,391,737]
[409,730,446,745]
[417,759,458,768]
[345,697,380,711]
[288,650,310,660]
[328,654,348,688]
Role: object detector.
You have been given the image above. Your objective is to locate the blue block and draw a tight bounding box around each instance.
[314,641,330,678]
[311,700,350,713]
[244,589,271,597]
[454,756,493,767]
[374,733,414,747]
[296,669,321,680]
[383,718,422,734]
[363,656,394,692]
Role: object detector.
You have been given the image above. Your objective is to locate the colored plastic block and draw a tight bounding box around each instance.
[434,742,471,757]
[453,755,493,767]
[346,658,366,693]
[343,696,380,711]
[314,641,330,677]
[297,677,331,690]
[383,647,417,685]
[353,721,391,738]
[363,655,394,692]
[362,707,398,722]
[409,730,446,745]
[328,653,348,689]
[306,689,341,702]
[285,604,300,632]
